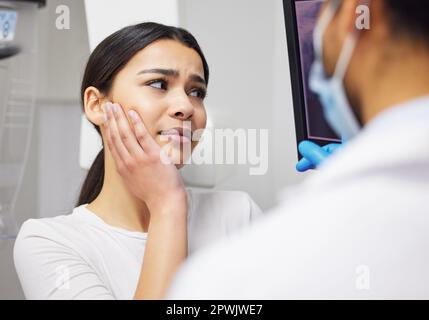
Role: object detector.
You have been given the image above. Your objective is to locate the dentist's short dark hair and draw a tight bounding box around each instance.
[384,0,429,43]
[77,22,209,206]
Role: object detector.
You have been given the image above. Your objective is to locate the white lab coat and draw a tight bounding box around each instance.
[167,96,429,299]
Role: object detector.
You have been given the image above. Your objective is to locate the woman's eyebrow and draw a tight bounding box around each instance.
[137,68,178,77]
[189,74,206,86]
[137,68,206,85]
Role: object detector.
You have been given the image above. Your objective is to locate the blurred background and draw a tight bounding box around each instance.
[0,0,305,299]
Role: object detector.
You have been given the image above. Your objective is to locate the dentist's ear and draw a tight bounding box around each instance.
[83,86,108,126]
[337,0,362,35]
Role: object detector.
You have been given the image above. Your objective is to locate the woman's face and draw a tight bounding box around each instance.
[106,39,207,167]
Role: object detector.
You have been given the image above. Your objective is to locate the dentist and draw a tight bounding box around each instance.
[167,0,429,299]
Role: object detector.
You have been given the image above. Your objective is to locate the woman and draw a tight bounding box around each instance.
[13,22,262,300]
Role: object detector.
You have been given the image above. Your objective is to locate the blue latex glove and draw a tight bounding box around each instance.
[296,140,342,172]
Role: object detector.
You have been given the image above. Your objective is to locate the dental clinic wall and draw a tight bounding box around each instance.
[0,0,90,299]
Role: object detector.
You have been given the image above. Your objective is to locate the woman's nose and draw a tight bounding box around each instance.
[168,95,194,120]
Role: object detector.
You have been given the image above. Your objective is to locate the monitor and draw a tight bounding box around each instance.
[283,0,341,158]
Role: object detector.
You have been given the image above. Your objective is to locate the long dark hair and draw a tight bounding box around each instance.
[77,22,209,206]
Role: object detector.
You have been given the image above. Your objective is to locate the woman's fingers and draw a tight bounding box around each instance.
[128,109,161,157]
[103,104,123,170]
[104,102,132,170]
[104,102,167,171]
[111,103,145,159]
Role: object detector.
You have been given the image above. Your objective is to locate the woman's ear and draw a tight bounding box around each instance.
[83,86,107,126]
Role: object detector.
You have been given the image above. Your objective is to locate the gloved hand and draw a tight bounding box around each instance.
[296,140,342,172]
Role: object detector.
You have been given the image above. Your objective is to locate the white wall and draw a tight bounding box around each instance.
[84,0,179,50]
[0,0,90,299]
[34,0,90,216]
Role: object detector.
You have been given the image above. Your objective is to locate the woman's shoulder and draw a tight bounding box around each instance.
[17,206,85,236]
[13,206,116,300]
[14,205,93,255]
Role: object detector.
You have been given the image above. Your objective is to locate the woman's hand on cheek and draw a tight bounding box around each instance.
[103,102,187,214]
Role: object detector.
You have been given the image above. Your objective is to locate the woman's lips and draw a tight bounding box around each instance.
[159,127,192,144]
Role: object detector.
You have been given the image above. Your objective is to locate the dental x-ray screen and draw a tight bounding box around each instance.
[284,0,341,154]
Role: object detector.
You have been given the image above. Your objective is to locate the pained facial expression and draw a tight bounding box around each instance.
[107,39,208,168]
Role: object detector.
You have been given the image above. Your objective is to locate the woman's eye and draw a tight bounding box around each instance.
[147,80,167,90]
[189,88,207,99]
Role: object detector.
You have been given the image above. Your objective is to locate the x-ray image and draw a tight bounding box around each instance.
[295,0,340,142]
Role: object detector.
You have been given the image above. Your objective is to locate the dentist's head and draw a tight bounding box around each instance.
[78,22,209,205]
[310,0,429,140]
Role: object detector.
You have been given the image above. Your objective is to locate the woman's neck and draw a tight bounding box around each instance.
[86,156,150,233]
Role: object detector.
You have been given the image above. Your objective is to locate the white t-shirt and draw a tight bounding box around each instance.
[13,188,262,300]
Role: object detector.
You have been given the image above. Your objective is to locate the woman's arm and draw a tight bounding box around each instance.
[103,102,188,299]
[133,200,187,299]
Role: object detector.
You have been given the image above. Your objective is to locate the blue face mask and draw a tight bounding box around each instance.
[309,0,361,141]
